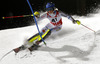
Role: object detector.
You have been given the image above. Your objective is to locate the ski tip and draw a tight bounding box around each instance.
[0,50,13,61]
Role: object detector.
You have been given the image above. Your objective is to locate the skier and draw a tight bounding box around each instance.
[14,2,81,53]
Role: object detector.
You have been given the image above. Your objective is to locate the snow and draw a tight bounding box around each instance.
[0,10,100,64]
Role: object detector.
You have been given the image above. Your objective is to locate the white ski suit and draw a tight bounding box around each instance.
[38,10,74,34]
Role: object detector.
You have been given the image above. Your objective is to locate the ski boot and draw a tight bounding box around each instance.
[28,41,40,52]
[13,45,26,53]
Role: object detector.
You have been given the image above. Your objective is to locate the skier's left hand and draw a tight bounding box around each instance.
[73,20,81,25]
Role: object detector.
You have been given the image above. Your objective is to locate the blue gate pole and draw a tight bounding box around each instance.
[26,0,46,45]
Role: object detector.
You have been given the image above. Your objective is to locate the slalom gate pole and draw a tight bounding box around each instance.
[2,14,33,19]
[26,0,46,45]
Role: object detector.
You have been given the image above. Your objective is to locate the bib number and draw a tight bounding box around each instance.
[52,18,57,22]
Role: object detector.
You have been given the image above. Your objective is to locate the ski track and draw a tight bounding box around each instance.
[0,11,100,64]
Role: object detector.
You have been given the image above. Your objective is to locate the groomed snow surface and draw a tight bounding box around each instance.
[0,10,100,64]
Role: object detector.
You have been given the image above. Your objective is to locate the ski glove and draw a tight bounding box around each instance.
[73,20,81,25]
[34,11,40,18]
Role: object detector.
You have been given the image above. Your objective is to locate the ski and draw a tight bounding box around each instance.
[0,50,13,61]
[0,44,41,61]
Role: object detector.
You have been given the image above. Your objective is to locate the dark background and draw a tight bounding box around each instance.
[0,0,100,30]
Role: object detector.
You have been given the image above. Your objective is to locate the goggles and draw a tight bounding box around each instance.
[46,8,54,11]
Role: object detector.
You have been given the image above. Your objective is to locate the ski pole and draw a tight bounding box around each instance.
[80,23,96,47]
[75,20,96,33]
[81,24,96,33]
[2,14,33,19]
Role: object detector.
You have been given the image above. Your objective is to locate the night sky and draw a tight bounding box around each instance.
[0,0,100,30]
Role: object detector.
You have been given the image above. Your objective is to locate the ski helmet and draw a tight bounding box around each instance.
[46,2,55,11]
